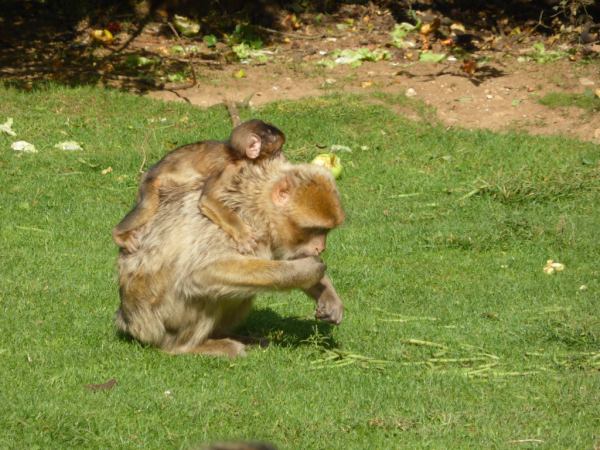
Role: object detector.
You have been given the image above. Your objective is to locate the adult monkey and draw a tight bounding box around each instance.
[115,160,345,358]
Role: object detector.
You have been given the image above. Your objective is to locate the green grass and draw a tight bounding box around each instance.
[1,83,600,449]
[539,89,600,117]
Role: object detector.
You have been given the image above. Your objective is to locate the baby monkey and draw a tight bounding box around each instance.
[112,119,285,254]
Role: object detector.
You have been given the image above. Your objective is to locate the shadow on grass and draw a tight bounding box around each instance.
[242,307,338,350]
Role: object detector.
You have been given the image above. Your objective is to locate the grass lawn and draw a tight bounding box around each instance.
[1,83,599,449]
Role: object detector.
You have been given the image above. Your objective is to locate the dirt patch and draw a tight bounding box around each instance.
[2,2,600,142]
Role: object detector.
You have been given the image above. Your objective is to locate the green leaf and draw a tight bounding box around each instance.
[512,99,522,106]
[167,73,185,83]
[457,98,473,102]
[204,34,217,47]
[391,23,416,39]
[533,42,545,54]
[418,52,447,63]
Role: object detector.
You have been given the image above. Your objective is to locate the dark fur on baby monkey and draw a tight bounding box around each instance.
[112,119,285,254]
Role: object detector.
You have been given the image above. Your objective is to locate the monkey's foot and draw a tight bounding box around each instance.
[218,334,269,349]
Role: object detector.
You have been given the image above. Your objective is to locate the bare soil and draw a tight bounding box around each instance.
[147,54,600,143]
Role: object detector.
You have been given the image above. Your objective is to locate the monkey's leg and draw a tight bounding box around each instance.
[170,338,248,359]
[112,178,161,253]
[302,275,344,325]
[200,175,258,254]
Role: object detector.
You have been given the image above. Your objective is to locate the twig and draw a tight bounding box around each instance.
[226,101,242,128]
[252,24,348,40]
[135,138,148,181]
[166,22,197,91]
[400,339,448,349]
[224,92,255,128]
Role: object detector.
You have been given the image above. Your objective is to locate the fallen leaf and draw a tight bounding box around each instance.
[234,69,245,79]
[54,141,82,151]
[156,46,170,56]
[90,29,113,45]
[330,145,353,153]
[462,60,476,75]
[418,52,447,62]
[360,80,373,88]
[0,117,16,136]
[11,141,37,153]
[543,259,565,275]
[420,18,440,36]
[451,23,466,34]
[101,166,113,175]
[87,379,117,391]
[173,15,200,36]
[456,98,473,102]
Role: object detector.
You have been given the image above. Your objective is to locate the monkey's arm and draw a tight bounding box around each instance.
[302,275,344,325]
[201,257,327,291]
[199,171,258,254]
[112,176,161,253]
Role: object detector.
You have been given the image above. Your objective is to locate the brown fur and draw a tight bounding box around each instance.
[115,160,345,358]
[112,119,285,254]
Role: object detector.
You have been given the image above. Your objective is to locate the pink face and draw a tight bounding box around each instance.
[288,228,329,258]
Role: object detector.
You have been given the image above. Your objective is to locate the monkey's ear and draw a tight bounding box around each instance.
[246,134,261,159]
[271,176,295,206]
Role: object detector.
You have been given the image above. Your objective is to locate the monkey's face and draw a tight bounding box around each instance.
[256,121,285,158]
[278,226,330,260]
[269,170,344,260]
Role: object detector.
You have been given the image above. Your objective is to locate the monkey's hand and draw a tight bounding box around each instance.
[291,256,328,289]
[232,224,259,255]
[302,275,344,325]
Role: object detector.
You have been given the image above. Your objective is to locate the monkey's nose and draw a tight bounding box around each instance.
[315,246,325,255]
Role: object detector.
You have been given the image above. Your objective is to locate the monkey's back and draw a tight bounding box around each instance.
[143,140,239,188]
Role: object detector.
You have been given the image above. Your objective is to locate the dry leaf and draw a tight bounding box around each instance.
[450,23,466,34]
[87,379,117,391]
[420,18,440,36]
[156,46,170,56]
[543,259,565,275]
[90,29,114,45]
[462,60,476,75]
[360,80,373,88]
[101,166,113,175]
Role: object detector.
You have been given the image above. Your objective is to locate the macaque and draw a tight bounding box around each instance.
[112,119,285,254]
[115,159,345,359]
